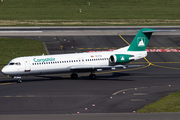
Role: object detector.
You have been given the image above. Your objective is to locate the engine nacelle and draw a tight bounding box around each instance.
[109,54,134,64]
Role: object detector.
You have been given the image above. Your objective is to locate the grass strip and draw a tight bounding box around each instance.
[1,0,180,26]
[0,37,47,66]
[137,90,180,113]
[1,19,180,26]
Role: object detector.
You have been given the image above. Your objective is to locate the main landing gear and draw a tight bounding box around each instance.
[70,72,96,80]
[89,73,96,80]
[71,73,78,79]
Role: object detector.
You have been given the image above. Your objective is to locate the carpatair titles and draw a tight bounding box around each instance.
[33,57,55,62]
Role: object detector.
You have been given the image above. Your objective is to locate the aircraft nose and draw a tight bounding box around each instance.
[1,66,9,75]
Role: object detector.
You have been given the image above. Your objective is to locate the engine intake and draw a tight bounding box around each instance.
[110,54,134,64]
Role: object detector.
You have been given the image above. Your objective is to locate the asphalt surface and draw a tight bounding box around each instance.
[0,26,180,36]
[0,27,180,120]
[1,113,180,120]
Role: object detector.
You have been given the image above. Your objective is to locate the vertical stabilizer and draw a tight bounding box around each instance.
[127,28,156,51]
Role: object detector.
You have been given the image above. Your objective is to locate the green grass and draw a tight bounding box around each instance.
[0,0,180,26]
[0,38,47,65]
[137,90,180,113]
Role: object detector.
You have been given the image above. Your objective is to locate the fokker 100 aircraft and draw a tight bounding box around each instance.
[1,28,166,83]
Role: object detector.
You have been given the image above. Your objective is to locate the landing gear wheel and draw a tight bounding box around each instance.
[17,79,22,83]
[71,73,78,79]
[89,74,96,80]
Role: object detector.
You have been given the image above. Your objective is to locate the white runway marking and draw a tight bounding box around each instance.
[0,31,43,33]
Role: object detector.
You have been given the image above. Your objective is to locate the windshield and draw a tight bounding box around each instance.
[9,63,14,65]
[8,62,21,66]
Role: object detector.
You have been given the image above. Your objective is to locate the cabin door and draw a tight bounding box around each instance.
[24,59,31,72]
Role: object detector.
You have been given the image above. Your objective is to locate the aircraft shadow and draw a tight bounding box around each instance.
[0,72,151,83]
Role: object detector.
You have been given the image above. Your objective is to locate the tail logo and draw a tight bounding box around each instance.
[121,57,125,61]
[137,37,145,47]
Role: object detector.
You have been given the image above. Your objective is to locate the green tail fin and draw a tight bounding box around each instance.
[127,28,156,51]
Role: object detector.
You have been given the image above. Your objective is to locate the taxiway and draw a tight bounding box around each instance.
[0,27,180,119]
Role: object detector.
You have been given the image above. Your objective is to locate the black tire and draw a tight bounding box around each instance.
[71,73,78,79]
[89,74,96,80]
[17,79,22,83]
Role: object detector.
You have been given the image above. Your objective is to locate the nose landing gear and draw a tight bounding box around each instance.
[17,79,22,83]
[13,76,22,83]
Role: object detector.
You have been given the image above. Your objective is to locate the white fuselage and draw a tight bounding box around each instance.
[1,47,147,76]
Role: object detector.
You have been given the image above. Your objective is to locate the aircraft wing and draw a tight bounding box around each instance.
[69,65,144,72]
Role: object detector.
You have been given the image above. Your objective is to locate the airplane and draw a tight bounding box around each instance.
[1,28,165,83]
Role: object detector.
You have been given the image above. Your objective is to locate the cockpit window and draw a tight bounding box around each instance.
[9,63,14,65]
[9,62,21,66]
[16,62,21,65]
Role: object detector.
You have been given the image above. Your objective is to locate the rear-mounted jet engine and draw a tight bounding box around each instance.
[109,54,134,64]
